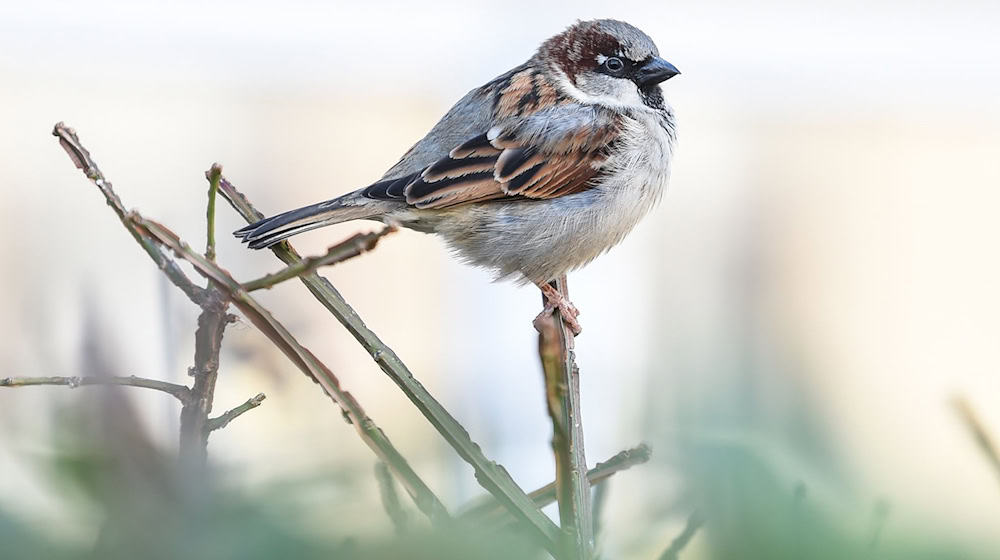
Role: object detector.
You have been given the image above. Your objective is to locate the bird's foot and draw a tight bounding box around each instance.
[534,283,582,336]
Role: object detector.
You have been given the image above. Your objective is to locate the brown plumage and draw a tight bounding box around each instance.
[234,19,680,334]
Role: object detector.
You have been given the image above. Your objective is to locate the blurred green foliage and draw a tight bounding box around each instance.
[2,397,991,560]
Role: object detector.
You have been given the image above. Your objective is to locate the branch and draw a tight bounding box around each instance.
[207,392,266,432]
[462,444,651,522]
[52,122,206,306]
[0,375,190,402]
[49,126,438,515]
[206,163,222,261]
[537,275,592,558]
[217,176,561,552]
[375,461,409,534]
[657,511,704,560]
[49,124,449,527]
[128,213,450,525]
[178,165,231,469]
[241,227,396,292]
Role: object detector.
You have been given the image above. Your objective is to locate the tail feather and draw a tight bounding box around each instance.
[234,194,380,249]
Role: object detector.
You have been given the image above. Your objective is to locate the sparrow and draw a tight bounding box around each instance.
[235,19,679,334]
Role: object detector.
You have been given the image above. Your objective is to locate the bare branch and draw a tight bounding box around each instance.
[657,511,704,560]
[241,227,396,292]
[128,213,451,526]
[0,375,190,402]
[462,444,651,522]
[52,122,206,305]
[179,286,230,466]
[537,275,592,558]
[207,392,266,432]
[375,461,409,534]
[217,175,561,552]
[50,125,448,524]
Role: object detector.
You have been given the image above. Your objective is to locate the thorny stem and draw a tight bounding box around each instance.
[0,375,191,402]
[241,228,396,292]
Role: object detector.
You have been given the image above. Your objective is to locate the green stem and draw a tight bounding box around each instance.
[206,163,222,261]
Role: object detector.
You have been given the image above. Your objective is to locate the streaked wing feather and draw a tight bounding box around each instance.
[423,155,499,182]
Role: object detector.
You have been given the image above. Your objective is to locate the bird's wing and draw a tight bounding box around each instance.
[362,103,622,209]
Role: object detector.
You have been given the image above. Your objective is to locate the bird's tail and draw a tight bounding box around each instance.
[234,192,382,249]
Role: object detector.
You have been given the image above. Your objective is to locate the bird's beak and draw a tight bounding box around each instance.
[635,57,680,87]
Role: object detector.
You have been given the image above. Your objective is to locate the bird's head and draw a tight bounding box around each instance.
[538,19,679,110]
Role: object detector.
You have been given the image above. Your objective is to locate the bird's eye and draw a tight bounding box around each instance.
[603,57,624,73]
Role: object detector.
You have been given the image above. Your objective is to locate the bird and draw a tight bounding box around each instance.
[235,19,679,335]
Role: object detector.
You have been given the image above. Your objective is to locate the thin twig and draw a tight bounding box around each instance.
[241,228,396,292]
[952,396,1000,488]
[207,393,266,432]
[206,163,222,261]
[657,511,704,560]
[538,275,592,559]
[52,122,206,305]
[218,175,561,552]
[128,213,451,525]
[375,461,409,534]
[0,375,190,402]
[462,444,651,523]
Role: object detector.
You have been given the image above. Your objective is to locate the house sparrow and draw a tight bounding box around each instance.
[235,19,679,334]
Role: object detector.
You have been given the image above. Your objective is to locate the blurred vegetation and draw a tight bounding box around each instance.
[1,384,992,560]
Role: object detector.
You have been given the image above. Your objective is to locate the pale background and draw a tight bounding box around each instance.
[1,0,999,557]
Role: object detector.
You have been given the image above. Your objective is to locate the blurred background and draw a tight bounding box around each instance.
[2,0,999,558]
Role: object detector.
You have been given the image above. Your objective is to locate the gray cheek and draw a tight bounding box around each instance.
[576,73,623,98]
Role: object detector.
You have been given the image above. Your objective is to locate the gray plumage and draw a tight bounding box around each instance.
[236,19,678,288]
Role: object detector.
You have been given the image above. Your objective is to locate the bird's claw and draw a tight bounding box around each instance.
[534,284,582,336]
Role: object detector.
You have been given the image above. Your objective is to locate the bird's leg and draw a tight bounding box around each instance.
[533,277,582,336]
